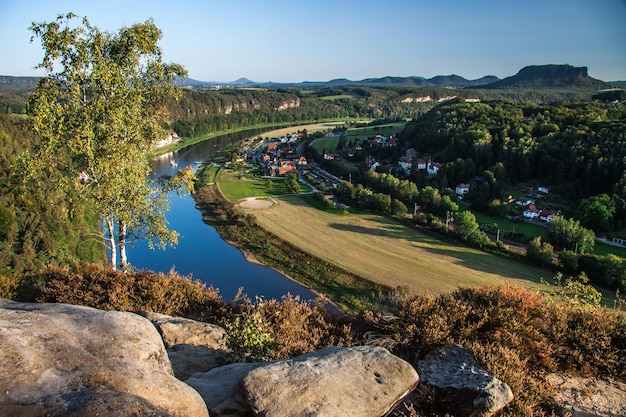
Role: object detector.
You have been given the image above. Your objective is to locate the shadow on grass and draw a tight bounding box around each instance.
[327,219,552,287]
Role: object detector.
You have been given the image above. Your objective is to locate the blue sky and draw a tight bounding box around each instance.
[1,0,625,82]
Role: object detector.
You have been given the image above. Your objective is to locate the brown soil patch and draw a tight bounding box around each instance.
[240,198,274,209]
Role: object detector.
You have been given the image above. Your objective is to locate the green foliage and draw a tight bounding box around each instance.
[542,272,602,307]
[224,304,277,362]
[399,99,626,226]
[547,215,595,253]
[576,193,616,233]
[0,114,105,279]
[285,173,300,193]
[26,14,188,270]
[454,210,491,248]
[526,236,555,267]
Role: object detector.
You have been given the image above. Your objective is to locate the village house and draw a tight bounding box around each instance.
[398,156,413,174]
[516,197,535,207]
[277,160,297,176]
[369,137,382,147]
[427,161,442,176]
[416,159,427,170]
[455,183,471,196]
[323,152,335,160]
[297,156,308,166]
[539,209,558,223]
[523,204,540,219]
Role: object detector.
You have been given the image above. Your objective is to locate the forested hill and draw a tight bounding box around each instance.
[481,64,613,89]
[0,76,39,92]
[398,99,626,208]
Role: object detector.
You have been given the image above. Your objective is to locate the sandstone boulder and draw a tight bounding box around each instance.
[142,311,229,379]
[0,299,209,417]
[417,344,513,417]
[186,362,270,417]
[142,311,228,349]
[241,345,418,417]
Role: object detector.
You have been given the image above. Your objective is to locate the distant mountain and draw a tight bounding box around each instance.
[0,76,40,92]
[229,78,256,86]
[5,67,623,92]
[298,75,499,88]
[481,64,612,90]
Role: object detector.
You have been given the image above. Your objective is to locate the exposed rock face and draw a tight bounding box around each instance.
[276,98,300,111]
[0,299,209,417]
[186,362,270,417]
[142,311,229,379]
[417,344,513,417]
[547,374,626,417]
[241,346,419,417]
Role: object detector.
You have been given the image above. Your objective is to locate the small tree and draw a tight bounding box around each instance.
[27,14,190,270]
[526,236,554,267]
[285,173,300,194]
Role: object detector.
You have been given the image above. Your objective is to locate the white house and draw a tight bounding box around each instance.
[523,204,540,219]
[398,156,413,174]
[427,162,442,176]
[455,183,471,196]
[539,209,557,223]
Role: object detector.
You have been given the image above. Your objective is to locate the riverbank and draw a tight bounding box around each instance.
[149,119,357,159]
[193,169,387,312]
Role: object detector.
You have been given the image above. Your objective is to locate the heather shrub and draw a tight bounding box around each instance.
[365,285,626,416]
[14,263,226,319]
[0,273,16,299]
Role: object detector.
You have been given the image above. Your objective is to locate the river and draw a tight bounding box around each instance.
[126,130,317,302]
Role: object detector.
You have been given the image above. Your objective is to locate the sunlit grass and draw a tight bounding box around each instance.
[252,195,553,296]
[218,169,312,200]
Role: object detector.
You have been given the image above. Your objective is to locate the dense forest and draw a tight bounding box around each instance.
[398,99,626,225]
[0,114,104,284]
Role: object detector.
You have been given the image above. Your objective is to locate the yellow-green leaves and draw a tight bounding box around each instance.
[28,13,187,270]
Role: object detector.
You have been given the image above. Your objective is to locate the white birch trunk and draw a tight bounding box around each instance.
[106,218,117,271]
[119,221,128,271]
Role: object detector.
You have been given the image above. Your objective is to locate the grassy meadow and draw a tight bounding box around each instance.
[218,169,313,200]
[251,195,553,296]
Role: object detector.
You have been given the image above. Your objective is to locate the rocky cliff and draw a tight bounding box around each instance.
[482,64,611,89]
[0,299,516,417]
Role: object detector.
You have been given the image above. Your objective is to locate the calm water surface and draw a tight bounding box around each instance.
[126,132,316,302]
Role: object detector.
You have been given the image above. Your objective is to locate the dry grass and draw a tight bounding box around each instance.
[258,122,347,139]
[252,196,551,296]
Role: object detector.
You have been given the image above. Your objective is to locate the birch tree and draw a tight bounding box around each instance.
[27,13,191,270]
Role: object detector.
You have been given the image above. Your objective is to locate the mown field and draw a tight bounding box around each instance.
[219,170,313,200]
[251,195,553,296]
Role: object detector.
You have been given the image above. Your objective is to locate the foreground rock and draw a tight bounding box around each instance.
[187,362,270,417]
[142,311,229,379]
[0,299,209,417]
[242,346,419,417]
[547,373,626,417]
[417,344,513,417]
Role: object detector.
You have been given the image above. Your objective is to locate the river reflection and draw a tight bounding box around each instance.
[126,132,316,302]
